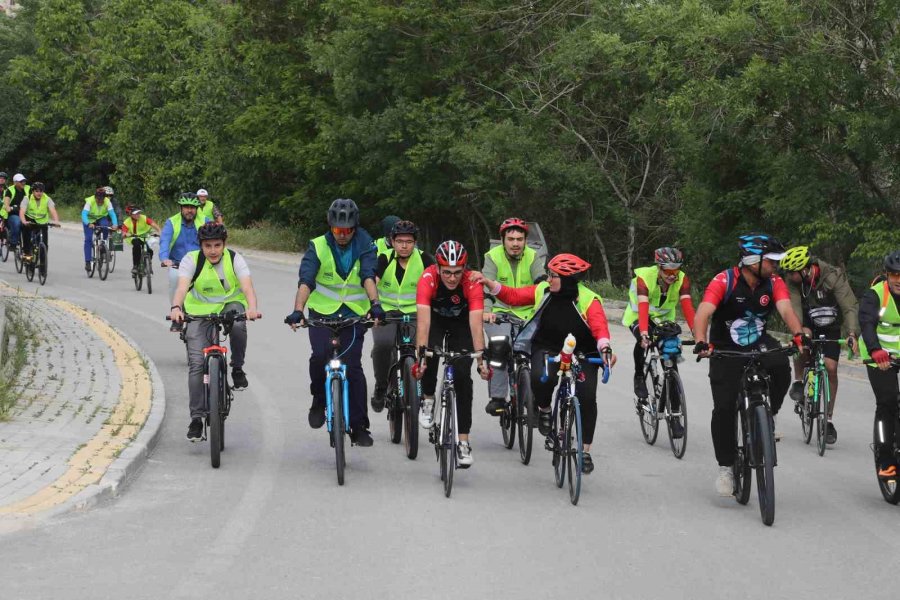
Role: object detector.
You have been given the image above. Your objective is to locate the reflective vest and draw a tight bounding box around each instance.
[860,281,900,365]
[376,237,391,258]
[24,194,51,224]
[487,245,537,319]
[198,200,216,221]
[124,215,152,239]
[1,185,30,218]
[377,250,424,314]
[513,282,604,354]
[183,249,248,315]
[85,195,112,222]
[622,265,685,327]
[167,213,208,251]
[307,235,371,316]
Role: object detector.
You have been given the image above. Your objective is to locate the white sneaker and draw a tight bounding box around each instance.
[457,441,473,467]
[716,466,734,497]
[419,396,435,428]
[773,415,783,442]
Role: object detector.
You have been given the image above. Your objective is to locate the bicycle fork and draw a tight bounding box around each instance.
[325,364,350,433]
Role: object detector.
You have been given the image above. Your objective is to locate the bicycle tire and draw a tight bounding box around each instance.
[0,239,8,262]
[800,369,814,444]
[638,362,660,445]
[516,366,534,465]
[14,246,22,273]
[402,356,419,460]
[388,363,403,445]
[753,403,776,526]
[208,357,224,469]
[665,371,688,459]
[145,252,153,295]
[734,409,752,505]
[98,245,110,280]
[38,242,47,285]
[134,256,143,290]
[816,371,829,457]
[88,246,96,278]
[332,376,346,486]
[554,405,566,489]
[109,246,116,273]
[566,399,583,505]
[442,394,455,498]
[500,387,515,449]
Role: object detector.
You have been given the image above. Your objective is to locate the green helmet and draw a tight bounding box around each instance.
[780,246,811,272]
[177,192,201,207]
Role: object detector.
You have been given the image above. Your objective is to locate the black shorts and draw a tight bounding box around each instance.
[807,324,842,361]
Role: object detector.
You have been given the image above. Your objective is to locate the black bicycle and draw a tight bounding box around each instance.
[864,357,900,504]
[382,314,420,459]
[701,345,795,526]
[87,225,114,280]
[131,233,158,294]
[0,218,9,262]
[22,222,60,286]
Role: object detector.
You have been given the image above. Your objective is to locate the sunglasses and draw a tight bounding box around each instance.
[331,227,354,236]
[661,267,681,276]
[887,272,900,281]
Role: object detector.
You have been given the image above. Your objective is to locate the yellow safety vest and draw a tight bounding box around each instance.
[622,265,685,327]
[183,250,248,315]
[307,235,371,316]
[377,250,424,314]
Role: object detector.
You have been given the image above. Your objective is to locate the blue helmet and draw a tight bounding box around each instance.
[738,233,785,260]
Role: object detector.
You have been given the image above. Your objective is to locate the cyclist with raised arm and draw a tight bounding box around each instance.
[285,199,384,447]
[370,220,434,412]
[160,193,212,329]
[472,254,616,474]
[122,206,161,275]
[375,215,401,258]
[3,174,30,251]
[18,183,60,261]
[780,245,860,445]
[169,223,260,441]
[482,218,544,417]
[859,250,900,478]
[81,186,119,273]
[413,241,490,467]
[693,234,805,496]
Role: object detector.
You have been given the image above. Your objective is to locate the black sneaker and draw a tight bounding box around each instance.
[308,403,326,429]
[371,387,386,413]
[186,418,204,442]
[485,397,506,415]
[634,375,649,399]
[84,261,92,273]
[538,409,553,436]
[826,422,837,445]
[350,429,374,447]
[671,420,685,439]
[232,367,248,389]
[789,380,803,402]
[131,267,138,276]
[582,452,594,475]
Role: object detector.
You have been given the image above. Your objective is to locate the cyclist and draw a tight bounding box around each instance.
[375,215,401,258]
[18,183,61,261]
[160,193,212,329]
[859,250,900,478]
[0,172,7,244]
[169,222,260,442]
[693,234,805,496]
[623,247,696,413]
[196,188,223,224]
[81,186,119,273]
[472,253,616,474]
[122,206,162,275]
[285,198,384,447]
[3,174,30,251]
[102,186,120,222]
[370,219,434,412]
[482,217,544,417]
[780,245,860,445]
[413,240,490,467]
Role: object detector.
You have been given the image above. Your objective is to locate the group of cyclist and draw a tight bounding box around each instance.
[0,173,62,265]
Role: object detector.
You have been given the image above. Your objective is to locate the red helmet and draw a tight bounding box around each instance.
[547,253,591,277]
[499,217,529,236]
[435,240,468,267]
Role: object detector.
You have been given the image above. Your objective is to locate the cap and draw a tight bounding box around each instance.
[12,174,26,182]
[196,188,209,196]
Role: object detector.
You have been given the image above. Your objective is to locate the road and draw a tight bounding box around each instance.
[0,227,895,599]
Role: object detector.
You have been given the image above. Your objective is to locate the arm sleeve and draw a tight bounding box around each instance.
[177,254,196,279]
[416,269,437,306]
[772,276,790,302]
[47,199,55,210]
[298,242,320,289]
[495,284,538,307]
[159,220,173,261]
[481,254,498,312]
[701,271,729,307]
[859,289,882,351]
[81,209,90,225]
[636,276,650,333]
[19,198,28,212]
[465,277,484,311]
[586,299,611,343]
[679,274,696,330]
[108,203,118,227]
[232,253,251,278]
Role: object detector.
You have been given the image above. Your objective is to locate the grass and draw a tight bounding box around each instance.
[584,279,629,302]
[0,304,35,420]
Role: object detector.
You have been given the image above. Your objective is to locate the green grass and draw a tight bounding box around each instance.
[0,304,35,420]
[584,279,629,302]
[227,222,304,253]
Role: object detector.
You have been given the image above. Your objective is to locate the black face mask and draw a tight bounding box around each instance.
[552,275,580,299]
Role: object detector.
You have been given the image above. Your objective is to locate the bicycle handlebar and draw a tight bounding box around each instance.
[701,345,796,360]
[422,346,483,361]
[863,358,900,368]
[22,222,60,228]
[287,316,373,330]
[541,352,610,385]
[167,310,259,324]
[491,313,527,327]
[381,314,417,324]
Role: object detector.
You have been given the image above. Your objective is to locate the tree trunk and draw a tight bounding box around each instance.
[626,219,636,280]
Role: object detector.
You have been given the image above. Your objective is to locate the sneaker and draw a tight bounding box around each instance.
[457,441,473,468]
[538,409,552,436]
[131,267,138,275]
[231,367,248,389]
[773,415,783,442]
[826,421,837,445]
[670,420,685,439]
[350,429,374,447]
[633,375,649,399]
[582,452,594,475]
[186,418,204,442]
[419,396,435,428]
[308,402,326,429]
[789,380,804,402]
[716,466,734,497]
[169,320,183,333]
[371,387,386,413]
[485,397,506,415]
[878,463,897,479]
[85,261,91,272]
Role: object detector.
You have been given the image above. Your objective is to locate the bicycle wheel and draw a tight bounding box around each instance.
[516,366,534,465]
[332,376,346,486]
[109,245,117,273]
[665,372,688,459]
[734,409,752,505]
[207,357,224,469]
[402,356,419,460]
[566,399,584,505]
[133,255,143,290]
[553,405,566,488]
[800,369,814,444]
[14,246,22,273]
[38,243,47,285]
[638,363,660,445]
[388,364,403,445]
[500,385,515,450]
[442,394,455,498]
[145,253,153,295]
[98,245,110,280]
[816,372,829,457]
[753,403,776,526]
[0,238,8,262]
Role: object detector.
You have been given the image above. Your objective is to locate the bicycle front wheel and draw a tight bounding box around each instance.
[753,403,776,526]
[800,370,814,444]
[98,245,110,280]
[441,395,455,498]
[553,406,566,489]
[0,239,8,262]
[109,244,117,273]
[24,255,34,282]
[500,385,515,450]
[734,409,752,505]
[816,372,829,457]
[14,247,23,273]
[566,399,583,505]
[388,364,403,445]
[332,376,346,486]
[145,253,153,294]
[638,365,660,445]
[134,255,143,290]
[516,366,534,465]
[402,356,419,460]
[665,372,688,459]
[38,243,47,285]
[207,357,224,469]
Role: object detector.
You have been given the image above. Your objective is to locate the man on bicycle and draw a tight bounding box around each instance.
[169,222,260,442]
[473,253,616,475]
[780,245,860,445]
[122,206,162,276]
[482,218,544,418]
[370,219,434,412]
[375,215,401,258]
[3,174,30,252]
[693,234,805,496]
[196,188,223,224]
[859,250,900,478]
[160,193,212,329]
[81,186,119,273]
[285,198,384,447]
[413,240,490,467]
[18,183,60,261]
[623,247,696,416]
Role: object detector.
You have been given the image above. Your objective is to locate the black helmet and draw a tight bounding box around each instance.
[198,222,228,242]
[31,182,45,192]
[884,250,900,273]
[0,172,7,179]
[381,215,401,237]
[390,219,419,240]
[737,233,786,259]
[327,198,359,228]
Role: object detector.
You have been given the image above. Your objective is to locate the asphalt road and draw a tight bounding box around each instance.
[0,227,896,600]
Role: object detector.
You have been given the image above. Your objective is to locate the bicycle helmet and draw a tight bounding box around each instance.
[31,182,45,192]
[327,198,359,228]
[654,247,683,269]
[177,192,201,207]
[128,207,142,216]
[547,253,591,277]
[435,240,468,267]
[198,222,228,241]
[499,217,529,237]
[884,250,900,273]
[738,233,786,262]
[103,186,114,196]
[381,215,401,237]
[655,320,683,339]
[390,219,419,240]
[780,246,811,271]
[0,172,8,179]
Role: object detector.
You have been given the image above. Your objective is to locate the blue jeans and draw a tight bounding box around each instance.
[83,217,111,262]
[308,309,369,430]
[7,214,21,246]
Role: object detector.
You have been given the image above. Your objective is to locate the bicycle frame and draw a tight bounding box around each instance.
[325,344,351,435]
[386,314,419,407]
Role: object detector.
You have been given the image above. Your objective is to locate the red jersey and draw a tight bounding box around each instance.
[416,265,484,319]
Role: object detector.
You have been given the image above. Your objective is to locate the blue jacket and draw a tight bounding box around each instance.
[159,215,211,264]
[298,227,377,290]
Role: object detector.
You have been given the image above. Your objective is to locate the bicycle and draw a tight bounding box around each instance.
[289,315,371,486]
[167,310,254,469]
[863,357,900,504]
[486,314,536,464]
[541,347,609,505]
[87,225,114,280]
[634,321,694,459]
[22,223,60,286]
[701,345,795,526]
[0,218,8,262]
[381,314,420,460]
[796,336,844,456]
[421,339,483,498]
[130,233,158,294]
[13,233,23,274]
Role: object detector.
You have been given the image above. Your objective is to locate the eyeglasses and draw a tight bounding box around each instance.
[331,227,354,237]
[546,271,560,279]
[392,238,415,246]
[441,269,463,278]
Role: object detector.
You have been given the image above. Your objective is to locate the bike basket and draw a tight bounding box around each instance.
[111,230,124,251]
[809,306,838,328]
[486,335,511,370]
